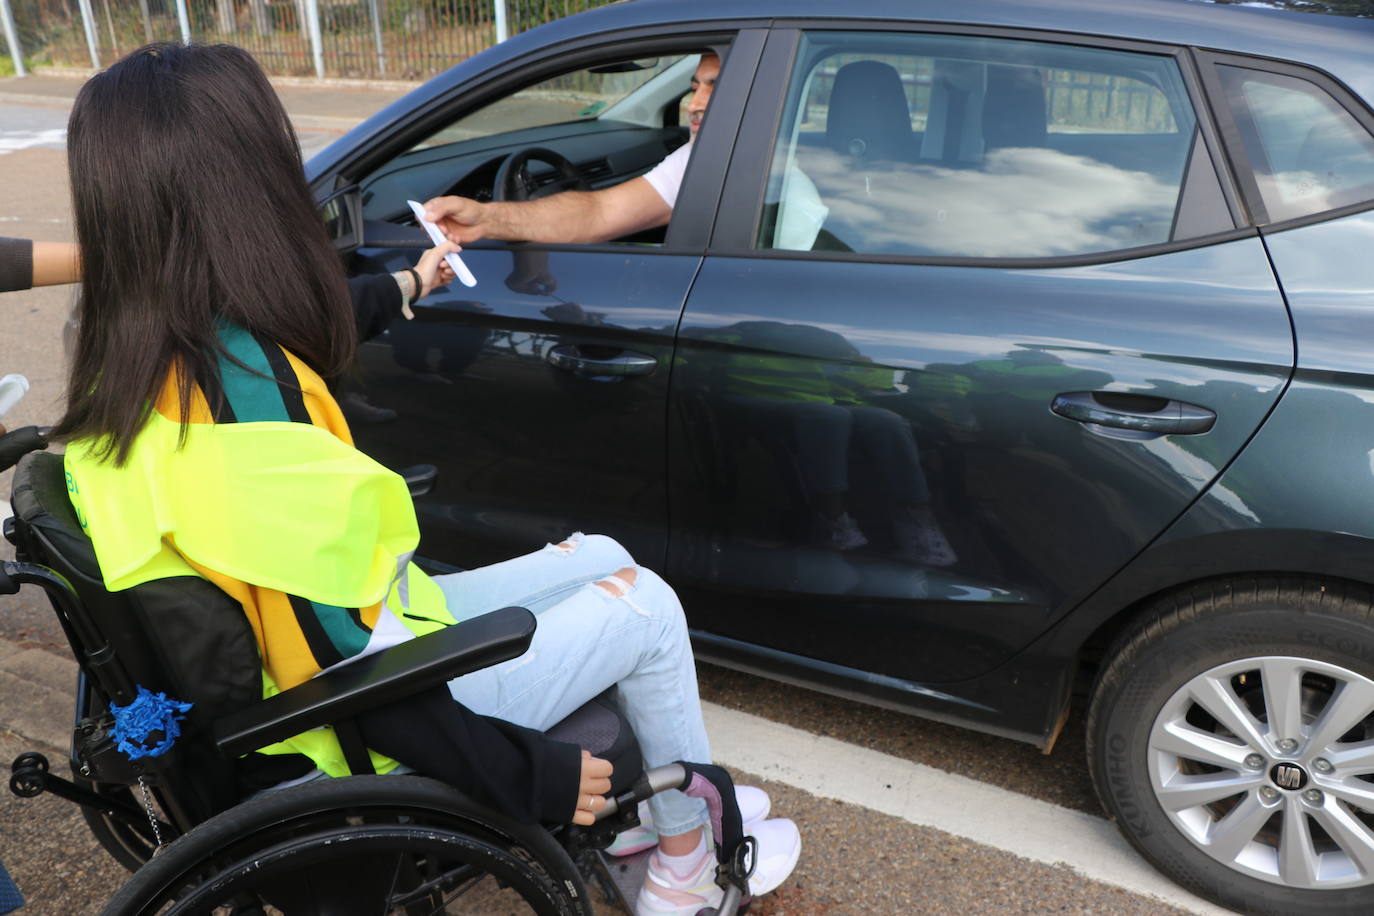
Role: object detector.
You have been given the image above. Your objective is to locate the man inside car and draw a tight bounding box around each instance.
[422,52,720,245]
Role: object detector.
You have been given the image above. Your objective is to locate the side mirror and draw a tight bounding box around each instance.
[318,184,364,256]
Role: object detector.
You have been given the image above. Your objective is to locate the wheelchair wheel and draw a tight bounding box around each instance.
[102,775,593,916]
[77,777,159,872]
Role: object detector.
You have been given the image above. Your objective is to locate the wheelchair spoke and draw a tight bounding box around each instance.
[384,859,490,913]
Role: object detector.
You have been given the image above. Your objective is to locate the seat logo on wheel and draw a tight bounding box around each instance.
[1271,763,1308,791]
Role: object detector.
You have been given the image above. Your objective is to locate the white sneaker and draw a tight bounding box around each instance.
[817,512,868,551]
[893,505,957,567]
[606,784,771,857]
[635,817,801,915]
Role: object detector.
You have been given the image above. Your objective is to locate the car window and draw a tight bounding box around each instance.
[756,32,1200,259]
[1215,65,1374,224]
[355,52,704,238]
[410,56,690,151]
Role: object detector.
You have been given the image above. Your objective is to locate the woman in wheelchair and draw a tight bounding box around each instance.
[45,41,799,915]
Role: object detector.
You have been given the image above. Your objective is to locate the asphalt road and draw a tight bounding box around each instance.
[0,73,1235,916]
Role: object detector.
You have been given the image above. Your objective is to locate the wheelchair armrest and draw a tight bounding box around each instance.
[213,606,535,758]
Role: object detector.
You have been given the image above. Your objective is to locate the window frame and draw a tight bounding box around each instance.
[1194,50,1374,232]
[710,22,1253,269]
[314,25,768,255]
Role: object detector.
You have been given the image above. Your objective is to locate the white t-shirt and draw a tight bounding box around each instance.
[640,141,828,249]
[643,141,691,209]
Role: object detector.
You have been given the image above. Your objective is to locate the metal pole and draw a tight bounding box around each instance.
[76,0,100,69]
[493,0,507,43]
[303,0,324,78]
[174,0,191,44]
[137,0,155,43]
[367,0,384,77]
[0,0,25,78]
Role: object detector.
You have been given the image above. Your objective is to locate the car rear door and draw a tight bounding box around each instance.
[667,26,1295,686]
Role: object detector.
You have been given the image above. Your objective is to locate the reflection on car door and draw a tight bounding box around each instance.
[667,27,1295,689]
[348,245,695,570]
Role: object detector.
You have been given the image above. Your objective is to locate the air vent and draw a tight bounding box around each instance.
[580,159,613,181]
[530,158,612,189]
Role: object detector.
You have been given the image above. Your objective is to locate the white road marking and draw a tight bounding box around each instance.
[703,701,1239,916]
[0,127,66,155]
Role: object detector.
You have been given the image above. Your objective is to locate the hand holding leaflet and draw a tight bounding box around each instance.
[408,200,477,287]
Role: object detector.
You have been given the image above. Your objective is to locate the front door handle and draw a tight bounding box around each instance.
[546,345,658,378]
[1051,391,1215,438]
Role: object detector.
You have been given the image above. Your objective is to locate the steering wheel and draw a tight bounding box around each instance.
[492,147,591,201]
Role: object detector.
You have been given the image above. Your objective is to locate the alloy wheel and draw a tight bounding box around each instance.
[1149,656,1374,888]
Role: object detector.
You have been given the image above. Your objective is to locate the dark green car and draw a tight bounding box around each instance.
[304,1,1374,912]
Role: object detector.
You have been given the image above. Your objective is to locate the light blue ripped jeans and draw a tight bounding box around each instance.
[432,532,710,837]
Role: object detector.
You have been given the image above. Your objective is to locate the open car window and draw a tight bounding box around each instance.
[357,54,698,237]
[413,56,691,151]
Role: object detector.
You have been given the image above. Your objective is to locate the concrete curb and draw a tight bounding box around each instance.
[0,87,373,132]
[23,65,424,93]
[0,68,412,131]
[0,91,77,108]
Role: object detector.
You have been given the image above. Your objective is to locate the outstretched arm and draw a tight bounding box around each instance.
[32,241,81,287]
[1,238,81,292]
[424,176,672,246]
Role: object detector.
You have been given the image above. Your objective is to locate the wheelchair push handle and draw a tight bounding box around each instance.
[594,762,689,820]
[0,425,49,474]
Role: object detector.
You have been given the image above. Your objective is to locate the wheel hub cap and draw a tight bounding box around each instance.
[1270,762,1309,791]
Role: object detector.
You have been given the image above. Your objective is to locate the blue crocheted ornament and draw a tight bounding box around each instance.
[109,686,193,760]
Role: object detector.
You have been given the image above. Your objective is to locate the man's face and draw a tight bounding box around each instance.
[686,53,720,135]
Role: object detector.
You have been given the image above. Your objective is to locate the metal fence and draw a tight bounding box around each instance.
[0,0,614,80]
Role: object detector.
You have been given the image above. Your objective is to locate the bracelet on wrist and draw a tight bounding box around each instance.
[391,269,416,320]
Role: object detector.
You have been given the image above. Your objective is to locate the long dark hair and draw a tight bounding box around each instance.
[54,42,355,464]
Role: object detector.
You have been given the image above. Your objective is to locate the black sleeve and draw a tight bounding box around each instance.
[347,273,405,343]
[357,684,583,825]
[0,237,34,293]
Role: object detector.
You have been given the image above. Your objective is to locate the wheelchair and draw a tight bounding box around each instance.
[0,426,755,915]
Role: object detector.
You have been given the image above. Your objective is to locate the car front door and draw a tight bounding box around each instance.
[668,27,1295,689]
[331,31,763,571]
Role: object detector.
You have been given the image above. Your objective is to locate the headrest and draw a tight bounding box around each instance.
[983,65,1048,152]
[826,60,915,163]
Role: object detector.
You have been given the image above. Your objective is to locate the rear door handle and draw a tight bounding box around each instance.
[1051,391,1215,438]
[546,345,657,378]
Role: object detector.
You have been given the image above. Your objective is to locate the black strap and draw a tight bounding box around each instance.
[676,760,755,892]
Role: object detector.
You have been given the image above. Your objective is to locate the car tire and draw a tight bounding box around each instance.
[1087,577,1374,916]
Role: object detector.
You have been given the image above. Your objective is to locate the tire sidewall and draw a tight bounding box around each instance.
[1092,601,1374,916]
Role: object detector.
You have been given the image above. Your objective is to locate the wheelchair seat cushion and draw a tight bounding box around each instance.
[356,683,644,824]
[545,688,643,797]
